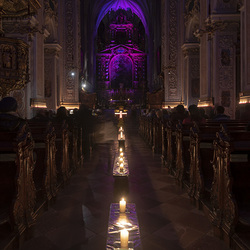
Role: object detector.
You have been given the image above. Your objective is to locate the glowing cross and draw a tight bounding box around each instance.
[115,110,127,119]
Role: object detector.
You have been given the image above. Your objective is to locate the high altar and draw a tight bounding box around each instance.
[96,9,147,107]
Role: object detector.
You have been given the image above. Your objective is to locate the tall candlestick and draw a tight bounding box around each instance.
[119,198,126,213]
[120,229,129,248]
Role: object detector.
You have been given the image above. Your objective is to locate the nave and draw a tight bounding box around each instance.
[20,117,229,250]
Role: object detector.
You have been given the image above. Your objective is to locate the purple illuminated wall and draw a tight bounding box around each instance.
[95,0,148,35]
[110,55,132,89]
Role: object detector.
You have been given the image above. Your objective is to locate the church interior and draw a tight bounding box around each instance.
[0,0,250,249]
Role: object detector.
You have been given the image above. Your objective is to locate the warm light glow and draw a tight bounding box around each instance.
[119,198,126,213]
[120,152,124,157]
[120,229,129,249]
[197,100,213,108]
[120,165,124,172]
[31,104,47,108]
[120,148,123,152]
[59,103,80,110]
[30,99,47,109]
[121,131,123,139]
[115,110,127,119]
[119,157,124,162]
[118,217,127,226]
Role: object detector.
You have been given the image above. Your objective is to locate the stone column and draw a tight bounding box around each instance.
[239,1,250,103]
[198,0,213,108]
[44,44,62,111]
[61,0,81,109]
[197,0,239,118]
[162,0,182,108]
[182,44,200,108]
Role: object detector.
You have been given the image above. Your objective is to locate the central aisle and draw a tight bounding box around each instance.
[21,114,229,250]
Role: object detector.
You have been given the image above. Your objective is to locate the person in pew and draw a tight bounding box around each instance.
[0,96,26,131]
[213,105,230,121]
[31,109,50,121]
[182,104,206,124]
[170,104,187,123]
[199,107,209,119]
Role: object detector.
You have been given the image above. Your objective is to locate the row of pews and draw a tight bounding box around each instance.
[0,118,84,249]
[139,116,250,250]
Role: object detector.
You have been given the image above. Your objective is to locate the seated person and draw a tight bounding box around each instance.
[182,104,206,125]
[213,105,230,121]
[0,96,25,131]
[170,104,187,123]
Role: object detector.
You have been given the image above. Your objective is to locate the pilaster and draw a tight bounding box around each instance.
[182,44,200,108]
[44,43,62,110]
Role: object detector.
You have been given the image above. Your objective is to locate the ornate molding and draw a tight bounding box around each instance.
[0,37,29,96]
[64,0,75,100]
[1,0,41,18]
[182,44,200,58]
[167,0,178,98]
[184,0,200,26]
[44,0,58,42]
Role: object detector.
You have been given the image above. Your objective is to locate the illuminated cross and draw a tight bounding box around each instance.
[115,110,127,119]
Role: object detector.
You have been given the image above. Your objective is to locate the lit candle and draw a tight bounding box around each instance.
[121,131,123,139]
[120,152,124,157]
[120,229,129,249]
[120,148,123,153]
[119,156,124,163]
[120,162,124,172]
[119,198,126,213]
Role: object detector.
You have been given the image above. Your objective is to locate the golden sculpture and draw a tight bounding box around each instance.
[0,37,29,96]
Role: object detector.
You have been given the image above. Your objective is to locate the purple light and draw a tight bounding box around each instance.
[96,0,148,35]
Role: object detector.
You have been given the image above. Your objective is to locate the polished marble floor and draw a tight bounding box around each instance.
[20,115,230,250]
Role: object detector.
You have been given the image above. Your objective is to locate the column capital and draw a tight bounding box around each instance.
[44,43,62,57]
[181,43,200,58]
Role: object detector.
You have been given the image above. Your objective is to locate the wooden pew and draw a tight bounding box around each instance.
[165,120,178,175]
[175,122,192,187]
[152,117,162,154]
[76,125,84,168]
[27,120,57,212]
[0,122,36,239]
[210,128,250,247]
[52,120,70,187]
[189,122,249,207]
[161,120,168,165]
